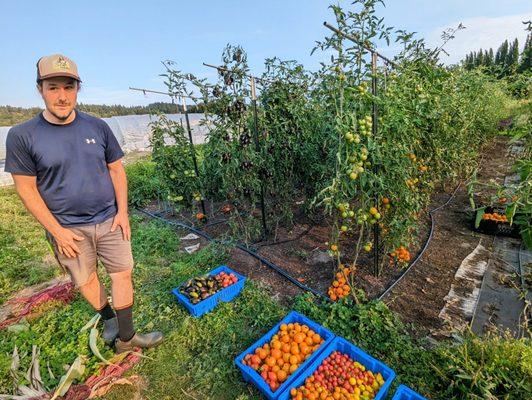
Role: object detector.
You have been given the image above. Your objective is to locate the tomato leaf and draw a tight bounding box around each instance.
[475,207,486,228]
[505,203,517,224]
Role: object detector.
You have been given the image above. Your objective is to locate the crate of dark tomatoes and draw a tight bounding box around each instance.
[235,311,396,400]
[172,265,245,317]
[472,206,520,238]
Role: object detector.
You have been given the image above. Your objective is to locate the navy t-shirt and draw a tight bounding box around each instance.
[4,110,124,227]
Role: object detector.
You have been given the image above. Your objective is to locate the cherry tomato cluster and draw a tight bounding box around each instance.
[289,351,385,400]
[215,271,238,288]
[242,323,325,392]
[482,212,508,222]
[327,267,353,301]
[389,246,411,265]
[196,212,206,221]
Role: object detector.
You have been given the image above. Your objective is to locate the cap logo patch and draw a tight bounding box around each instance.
[53,56,70,71]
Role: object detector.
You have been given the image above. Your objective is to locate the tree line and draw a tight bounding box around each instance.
[463,34,531,76]
[0,102,205,126]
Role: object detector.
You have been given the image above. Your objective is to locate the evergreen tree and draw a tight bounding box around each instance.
[519,33,532,72]
[475,49,484,67]
[495,40,509,68]
[495,40,509,75]
[463,53,472,70]
[485,48,494,68]
[505,38,520,73]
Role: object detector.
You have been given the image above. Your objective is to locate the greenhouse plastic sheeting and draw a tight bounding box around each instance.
[0,126,10,160]
[101,113,209,152]
[0,113,210,187]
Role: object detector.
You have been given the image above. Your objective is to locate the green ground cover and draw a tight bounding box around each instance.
[0,187,58,305]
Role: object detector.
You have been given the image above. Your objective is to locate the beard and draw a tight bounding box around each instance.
[50,106,74,121]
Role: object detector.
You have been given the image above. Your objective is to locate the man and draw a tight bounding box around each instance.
[4,54,163,353]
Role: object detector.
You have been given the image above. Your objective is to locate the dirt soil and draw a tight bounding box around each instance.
[384,136,514,336]
[144,136,516,333]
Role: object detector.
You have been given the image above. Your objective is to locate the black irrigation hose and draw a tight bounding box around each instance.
[377,182,462,301]
[203,218,230,228]
[137,208,330,301]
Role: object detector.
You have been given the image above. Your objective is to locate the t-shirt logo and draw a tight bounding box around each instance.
[85,138,96,144]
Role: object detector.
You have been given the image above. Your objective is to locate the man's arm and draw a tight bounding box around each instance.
[12,174,84,258]
[108,158,130,241]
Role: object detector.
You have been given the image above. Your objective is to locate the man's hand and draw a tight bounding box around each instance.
[53,227,84,258]
[111,211,131,241]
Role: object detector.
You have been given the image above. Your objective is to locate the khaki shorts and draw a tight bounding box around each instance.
[46,216,134,287]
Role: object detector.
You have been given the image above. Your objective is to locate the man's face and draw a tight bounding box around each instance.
[38,77,78,121]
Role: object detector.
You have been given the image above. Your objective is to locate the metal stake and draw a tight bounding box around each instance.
[250,77,268,237]
[371,52,380,277]
[181,97,206,216]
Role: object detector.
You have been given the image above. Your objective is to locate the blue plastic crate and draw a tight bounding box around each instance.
[392,384,428,400]
[172,265,246,317]
[235,311,335,400]
[277,336,396,400]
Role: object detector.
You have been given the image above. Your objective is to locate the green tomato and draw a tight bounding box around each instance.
[361,154,368,161]
[348,210,355,218]
[349,172,358,180]
[374,212,381,220]
[342,211,348,218]
[340,225,348,232]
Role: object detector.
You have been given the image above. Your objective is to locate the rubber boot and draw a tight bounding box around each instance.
[102,317,119,345]
[115,331,164,354]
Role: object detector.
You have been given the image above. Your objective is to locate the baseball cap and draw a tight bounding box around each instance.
[36,54,81,82]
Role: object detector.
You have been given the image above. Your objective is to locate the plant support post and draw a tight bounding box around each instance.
[371,52,380,277]
[181,97,207,216]
[250,77,269,237]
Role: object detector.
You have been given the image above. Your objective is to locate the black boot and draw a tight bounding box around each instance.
[102,317,119,345]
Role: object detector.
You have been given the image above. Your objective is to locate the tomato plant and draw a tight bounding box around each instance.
[149,0,512,293]
[149,114,202,208]
[309,1,509,285]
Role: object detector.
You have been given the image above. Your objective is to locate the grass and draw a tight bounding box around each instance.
[0,182,530,400]
[104,217,286,400]
[0,206,285,399]
[0,187,58,305]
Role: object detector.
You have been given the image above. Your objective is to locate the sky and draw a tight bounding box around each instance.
[1,0,530,108]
